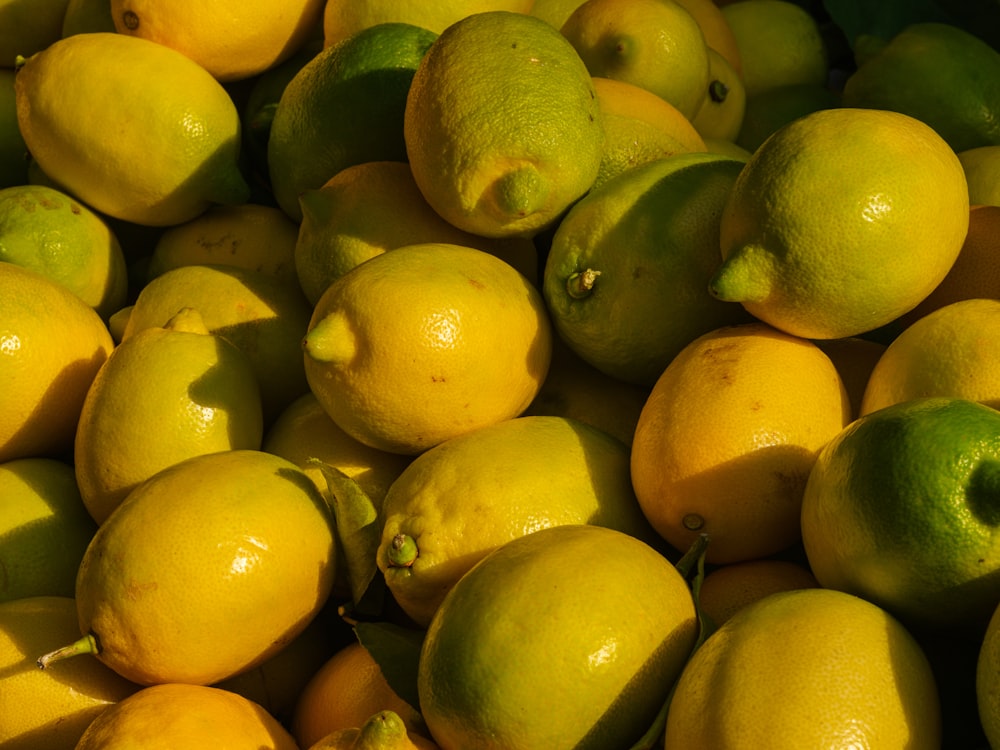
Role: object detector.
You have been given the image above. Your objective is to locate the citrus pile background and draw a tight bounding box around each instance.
[2,0,1000,748]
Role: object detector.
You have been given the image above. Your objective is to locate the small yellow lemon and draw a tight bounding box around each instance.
[74,683,298,750]
[418,524,698,749]
[630,322,851,564]
[697,558,818,628]
[306,710,440,750]
[959,146,1000,207]
[0,261,114,463]
[110,0,325,82]
[662,588,941,748]
[690,48,746,142]
[0,0,71,63]
[673,0,743,76]
[561,0,711,120]
[404,11,604,238]
[15,33,249,226]
[710,108,970,339]
[302,243,551,455]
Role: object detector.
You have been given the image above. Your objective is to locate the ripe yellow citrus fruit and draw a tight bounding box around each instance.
[404,11,604,238]
[291,642,425,749]
[630,322,851,564]
[801,397,1000,629]
[418,524,698,749]
[662,588,941,748]
[268,22,438,223]
[294,161,537,306]
[377,415,658,627]
[710,107,970,339]
[978,601,1000,748]
[860,298,1000,415]
[306,710,439,750]
[0,596,139,749]
[959,146,1000,206]
[74,307,265,524]
[0,261,114,463]
[303,243,552,455]
[14,33,249,226]
[543,152,752,387]
[561,0,710,119]
[697,558,818,628]
[735,81,840,153]
[690,48,746,142]
[110,0,325,82]
[673,0,742,76]
[0,457,96,602]
[530,0,584,30]
[74,683,298,750]
[720,0,827,98]
[56,449,337,686]
[0,0,70,62]
[0,69,28,189]
[814,335,887,418]
[323,0,535,48]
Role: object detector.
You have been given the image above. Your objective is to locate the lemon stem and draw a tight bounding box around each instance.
[37,632,99,669]
[708,79,729,103]
[566,268,601,299]
[387,533,418,567]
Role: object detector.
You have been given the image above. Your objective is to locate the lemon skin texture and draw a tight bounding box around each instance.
[74,449,337,686]
[418,525,698,750]
[15,33,249,227]
[662,588,941,749]
[978,600,1000,748]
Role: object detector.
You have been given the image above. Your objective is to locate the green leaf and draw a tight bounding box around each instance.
[355,621,425,712]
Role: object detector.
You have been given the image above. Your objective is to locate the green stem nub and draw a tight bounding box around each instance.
[387,534,418,568]
[566,268,601,299]
[37,632,99,669]
[708,79,729,103]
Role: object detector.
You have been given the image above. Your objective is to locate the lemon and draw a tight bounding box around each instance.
[377,414,658,627]
[0,69,27,188]
[697,558,818,628]
[630,322,851,564]
[859,299,1000,416]
[294,161,538,306]
[815,335,887,419]
[801,396,1000,629]
[543,152,753,386]
[0,458,96,602]
[959,145,1000,207]
[690,48,746,142]
[418,524,698,749]
[61,0,116,36]
[121,263,312,424]
[323,0,536,48]
[39,449,336,686]
[590,76,707,188]
[720,0,827,98]
[842,23,1000,153]
[530,0,584,30]
[110,0,325,82]
[0,184,128,319]
[561,0,710,120]
[292,642,425,749]
[978,601,1000,748]
[74,307,265,524]
[404,11,604,238]
[303,243,552,455]
[268,23,438,223]
[735,81,840,153]
[673,0,742,76]
[0,0,71,64]
[662,588,941,748]
[146,203,301,291]
[710,107,970,340]
[15,33,249,227]
[702,136,752,161]
[0,596,139,749]
[307,710,439,750]
[74,683,298,749]
[0,261,114,463]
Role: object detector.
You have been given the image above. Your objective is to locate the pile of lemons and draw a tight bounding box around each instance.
[2,0,1000,748]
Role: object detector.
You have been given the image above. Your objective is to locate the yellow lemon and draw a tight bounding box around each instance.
[801,397,1000,629]
[61,0,116,36]
[74,307,264,524]
[0,261,114,463]
[702,136,752,160]
[561,0,711,120]
[0,596,139,750]
[673,0,743,76]
[720,0,827,98]
[39,449,336,686]
[859,299,1000,415]
[0,458,96,603]
[377,415,658,627]
[543,151,752,386]
[0,183,128,320]
[709,107,970,339]
[735,81,840,153]
[697,558,818,628]
[74,683,298,750]
[294,161,538,306]
[978,601,1000,748]
[418,524,698,749]
[959,146,1000,207]
[690,48,746,142]
[630,322,851,564]
[146,203,301,291]
[268,22,438,223]
[0,0,71,64]
[303,242,551,455]
[590,76,707,188]
[404,11,604,238]
[662,588,941,748]
[110,0,325,82]
[323,0,535,48]
[15,33,249,227]
[0,69,27,188]
[814,335,887,419]
[530,0,584,30]
[306,710,439,750]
